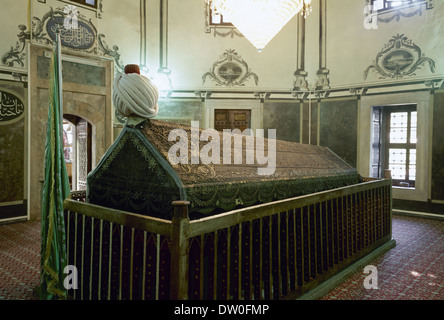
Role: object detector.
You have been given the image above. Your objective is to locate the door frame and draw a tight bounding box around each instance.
[204,99,263,137]
[28,43,113,220]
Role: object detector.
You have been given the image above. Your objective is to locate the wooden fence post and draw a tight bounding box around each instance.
[170,200,190,300]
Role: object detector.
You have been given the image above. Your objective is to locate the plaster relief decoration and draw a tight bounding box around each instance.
[202,49,258,86]
[97,34,125,73]
[2,5,124,73]
[0,90,25,123]
[32,7,97,52]
[1,25,29,68]
[363,34,435,80]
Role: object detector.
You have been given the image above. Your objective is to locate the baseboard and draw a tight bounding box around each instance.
[393,210,444,220]
[296,239,397,300]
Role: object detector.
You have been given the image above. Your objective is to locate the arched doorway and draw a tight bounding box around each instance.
[63,114,93,191]
[28,44,113,220]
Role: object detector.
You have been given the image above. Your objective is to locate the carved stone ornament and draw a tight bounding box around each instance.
[202,49,258,87]
[364,34,435,80]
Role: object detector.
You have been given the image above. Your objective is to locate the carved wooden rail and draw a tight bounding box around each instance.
[63,178,392,300]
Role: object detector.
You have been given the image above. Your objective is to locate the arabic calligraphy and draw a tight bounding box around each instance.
[46,18,95,50]
[0,91,25,122]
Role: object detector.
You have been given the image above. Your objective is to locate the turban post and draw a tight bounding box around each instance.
[113,64,159,119]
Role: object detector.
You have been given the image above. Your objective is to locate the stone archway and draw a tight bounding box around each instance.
[29,44,113,220]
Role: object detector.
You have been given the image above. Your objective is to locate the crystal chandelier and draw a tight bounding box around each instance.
[209,0,312,52]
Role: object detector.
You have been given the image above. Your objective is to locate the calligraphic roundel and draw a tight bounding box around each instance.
[46,17,96,50]
[0,90,25,122]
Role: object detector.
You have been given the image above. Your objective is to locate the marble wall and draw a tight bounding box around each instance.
[0,118,24,202]
[0,80,27,220]
[263,101,300,143]
[432,91,444,201]
[37,56,106,87]
[156,99,203,127]
[319,98,358,168]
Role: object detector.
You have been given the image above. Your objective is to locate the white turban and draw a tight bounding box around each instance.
[113,72,159,119]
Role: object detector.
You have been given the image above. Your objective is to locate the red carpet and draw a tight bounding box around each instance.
[0,215,442,300]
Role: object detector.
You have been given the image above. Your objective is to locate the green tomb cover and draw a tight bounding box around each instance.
[87,119,362,220]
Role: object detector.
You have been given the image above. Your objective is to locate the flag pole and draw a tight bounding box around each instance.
[55,24,64,142]
[39,15,70,300]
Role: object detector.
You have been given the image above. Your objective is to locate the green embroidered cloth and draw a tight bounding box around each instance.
[87,119,361,219]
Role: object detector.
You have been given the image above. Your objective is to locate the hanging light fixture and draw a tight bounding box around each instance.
[209,0,312,52]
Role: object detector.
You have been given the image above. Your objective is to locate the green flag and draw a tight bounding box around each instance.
[40,41,71,300]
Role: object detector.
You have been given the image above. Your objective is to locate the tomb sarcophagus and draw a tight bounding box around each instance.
[87,119,362,220]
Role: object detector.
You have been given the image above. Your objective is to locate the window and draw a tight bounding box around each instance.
[208,0,233,26]
[69,0,97,9]
[371,105,417,187]
[205,1,242,37]
[369,0,428,13]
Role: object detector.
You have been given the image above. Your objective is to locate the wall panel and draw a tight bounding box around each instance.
[431,91,444,200]
[319,99,358,168]
[0,80,28,221]
[263,101,300,142]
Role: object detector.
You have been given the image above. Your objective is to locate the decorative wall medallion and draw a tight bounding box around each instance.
[364,34,435,80]
[202,49,258,86]
[0,91,25,122]
[30,7,97,53]
[46,15,96,50]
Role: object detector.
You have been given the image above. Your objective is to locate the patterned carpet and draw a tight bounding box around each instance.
[320,214,444,300]
[0,220,40,300]
[0,215,443,300]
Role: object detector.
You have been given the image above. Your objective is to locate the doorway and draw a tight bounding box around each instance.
[63,115,93,191]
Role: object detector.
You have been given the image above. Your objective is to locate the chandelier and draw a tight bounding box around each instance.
[209,0,312,52]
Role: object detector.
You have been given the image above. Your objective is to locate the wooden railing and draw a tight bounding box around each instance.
[63,178,392,300]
